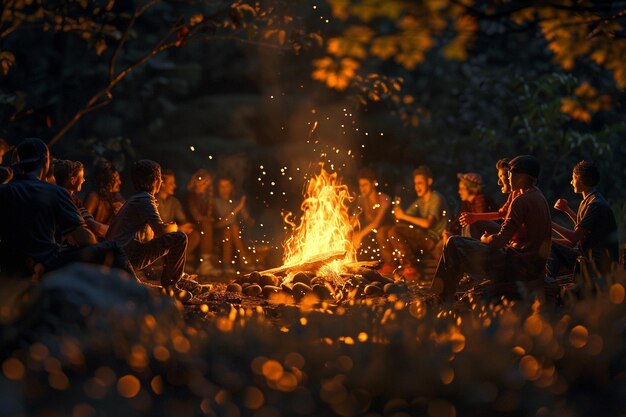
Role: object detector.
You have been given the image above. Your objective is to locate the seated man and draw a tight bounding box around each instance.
[547,160,618,280]
[0,138,131,277]
[432,155,552,302]
[53,159,109,239]
[156,169,205,270]
[351,168,394,264]
[459,158,521,235]
[384,165,449,281]
[106,160,202,299]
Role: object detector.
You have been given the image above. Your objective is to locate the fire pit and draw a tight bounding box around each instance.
[226,164,411,304]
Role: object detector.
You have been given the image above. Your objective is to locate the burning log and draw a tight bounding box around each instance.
[252,250,346,277]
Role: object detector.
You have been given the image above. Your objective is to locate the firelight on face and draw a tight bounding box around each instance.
[413,175,430,198]
[358,179,374,197]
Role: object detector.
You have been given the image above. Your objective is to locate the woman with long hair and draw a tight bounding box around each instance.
[84,159,125,225]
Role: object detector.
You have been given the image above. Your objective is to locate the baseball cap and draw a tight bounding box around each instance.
[507,155,540,178]
[12,138,49,170]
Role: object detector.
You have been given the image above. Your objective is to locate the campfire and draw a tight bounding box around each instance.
[281,164,356,284]
[229,164,403,303]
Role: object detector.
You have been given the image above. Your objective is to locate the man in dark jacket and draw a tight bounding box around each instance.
[0,138,131,278]
[432,155,552,302]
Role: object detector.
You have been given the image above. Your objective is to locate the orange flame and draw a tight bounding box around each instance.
[283,165,356,273]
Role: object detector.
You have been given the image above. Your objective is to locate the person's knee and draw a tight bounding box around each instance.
[444,236,461,249]
[168,231,187,245]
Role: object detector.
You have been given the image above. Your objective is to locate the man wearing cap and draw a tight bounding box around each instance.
[547,160,618,280]
[0,138,132,277]
[432,155,552,302]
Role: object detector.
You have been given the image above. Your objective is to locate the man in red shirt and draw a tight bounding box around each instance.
[432,155,552,302]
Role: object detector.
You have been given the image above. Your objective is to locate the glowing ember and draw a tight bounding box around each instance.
[282,164,356,277]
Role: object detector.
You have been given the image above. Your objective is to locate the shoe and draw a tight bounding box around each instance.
[197,259,221,276]
[162,285,193,303]
[400,265,421,282]
[377,263,396,276]
[177,276,212,295]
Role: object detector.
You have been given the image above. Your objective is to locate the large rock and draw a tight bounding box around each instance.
[2,263,182,347]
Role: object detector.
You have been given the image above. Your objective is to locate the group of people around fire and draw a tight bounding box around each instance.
[351,155,619,302]
[0,138,254,302]
[0,137,620,305]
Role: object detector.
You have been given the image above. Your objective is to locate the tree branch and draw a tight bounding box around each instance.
[49,21,183,148]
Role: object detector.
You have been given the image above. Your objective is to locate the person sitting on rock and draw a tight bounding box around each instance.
[186,169,220,276]
[547,160,618,281]
[85,159,125,225]
[446,172,497,240]
[156,169,202,272]
[106,160,204,300]
[431,155,552,303]
[383,165,449,281]
[53,159,109,239]
[213,175,255,274]
[351,167,395,266]
[0,138,131,278]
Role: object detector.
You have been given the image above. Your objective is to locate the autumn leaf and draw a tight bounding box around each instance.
[95,39,107,56]
[352,0,404,22]
[0,51,16,75]
[560,82,611,123]
[312,57,359,90]
[370,36,397,60]
[327,0,350,20]
[309,33,324,47]
[235,3,257,16]
[327,25,373,58]
[190,13,204,26]
[511,8,535,25]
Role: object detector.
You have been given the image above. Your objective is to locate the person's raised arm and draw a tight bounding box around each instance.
[554,199,576,224]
